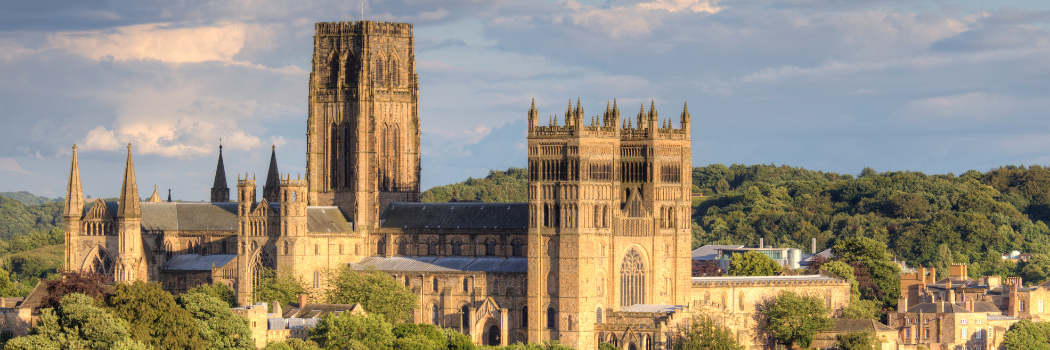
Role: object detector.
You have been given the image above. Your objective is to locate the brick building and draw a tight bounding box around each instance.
[60,20,851,349]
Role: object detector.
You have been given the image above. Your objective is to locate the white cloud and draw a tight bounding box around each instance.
[48,22,249,63]
[0,158,36,175]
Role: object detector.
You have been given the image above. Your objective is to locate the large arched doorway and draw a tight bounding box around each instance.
[487,325,501,346]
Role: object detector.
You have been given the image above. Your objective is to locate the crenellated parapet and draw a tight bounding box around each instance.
[527,99,691,140]
[314,21,414,37]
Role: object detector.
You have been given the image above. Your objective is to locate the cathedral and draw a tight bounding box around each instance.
[62,21,850,350]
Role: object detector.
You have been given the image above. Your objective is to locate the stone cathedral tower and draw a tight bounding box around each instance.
[306,21,421,230]
[526,100,693,349]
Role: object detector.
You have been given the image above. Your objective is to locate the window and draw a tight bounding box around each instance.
[512,240,523,257]
[463,277,470,292]
[522,306,528,328]
[452,239,462,256]
[620,248,646,306]
[547,307,557,329]
[398,239,408,255]
[976,328,983,340]
[961,319,967,325]
[433,277,439,292]
[428,240,437,255]
[222,241,227,254]
[486,239,496,256]
[596,307,603,324]
[905,329,910,339]
[924,329,929,339]
[1021,300,1026,311]
[313,271,320,288]
[404,276,410,287]
[432,304,440,325]
[961,328,968,339]
[461,305,470,331]
[339,244,344,255]
[376,239,385,255]
[283,242,289,255]
[315,244,319,255]
[976,319,982,325]
[924,318,929,325]
[374,58,385,86]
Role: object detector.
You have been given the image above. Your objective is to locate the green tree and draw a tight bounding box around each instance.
[323,267,417,322]
[187,281,237,307]
[392,323,447,350]
[670,316,744,350]
[444,328,474,350]
[841,299,882,320]
[1021,254,1050,285]
[254,267,307,308]
[761,291,832,349]
[821,261,858,297]
[5,293,149,350]
[727,251,781,276]
[833,237,900,305]
[598,343,620,350]
[0,267,22,297]
[176,292,254,349]
[1001,319,1050,350]
[308,312,394,350]
[835,331,876,350]
[105,281,208,350]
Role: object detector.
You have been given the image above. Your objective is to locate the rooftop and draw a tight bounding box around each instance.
[353,256,528,273]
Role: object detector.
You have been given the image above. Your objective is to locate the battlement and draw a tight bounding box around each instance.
[281,178,307,187]
[691,274,847,287]
[528,99,691,140]
[237,173,256,187]
[314,21,413,37]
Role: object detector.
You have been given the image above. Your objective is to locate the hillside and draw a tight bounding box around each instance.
[0,191,61,206]
[421,168,528,203]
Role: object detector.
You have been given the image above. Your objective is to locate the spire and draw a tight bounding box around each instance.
[148,185,162,202]
[116,143,141,218]
[680,101,691,132]
[211,142,230,202]
[167,189,172,202]
[64,144,84,219]
[637,103,645,129]
[263,145,281,203]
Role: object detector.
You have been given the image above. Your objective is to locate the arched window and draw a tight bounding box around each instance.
[327,55,339,88]
[398,239,408,255]
[740,291,746,311]
[315,244,319,255]
[376,239,385,255]
[596,307,603,324]
[522,306,528,328]
[390,58,399,86]
[313,271,320,288]
[547,307,557,329]
[283,242,289,255]
[251,241,258,251]
[428,240,437,255]
[221,241,227,254]
[512,239,523,257]
[452,239,462,256]
[620,248,646,306]
[486,239,496,256]
[463,277,470,292]
[433,276,439,292]
[432,304,440,325]
[374,58,385,86]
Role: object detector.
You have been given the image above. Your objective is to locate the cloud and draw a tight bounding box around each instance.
[0,158,37,175]
[48,22,249,63]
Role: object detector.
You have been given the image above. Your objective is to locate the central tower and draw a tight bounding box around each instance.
[306,21,421,229]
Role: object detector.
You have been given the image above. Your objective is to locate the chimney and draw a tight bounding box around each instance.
[898,296,908,313]
[948,290,956,304]
[928,267,936,283]
[966,300,974,312]
[298,294,308,307]
[946,280,952,290]
[811,238,817,255]
[272,301,283,316]
[936,301,945,313]
[759,238,764,248]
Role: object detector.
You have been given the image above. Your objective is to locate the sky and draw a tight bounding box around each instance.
[1,0,1048,201]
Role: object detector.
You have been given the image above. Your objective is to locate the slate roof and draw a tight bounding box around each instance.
[619,304,685,313]
[379,203,527,229]
[691,274,841,283]
[162,254,237,271]
[353,256,528,273]
[829,319,898,333]
[691,245,743,260]
[307,207,352,233]
[89,202,352,233]
[282,303,365,319]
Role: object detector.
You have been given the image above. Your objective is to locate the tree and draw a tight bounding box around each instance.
[105,281,208,349]
[835,331,876,350]
[761,291,832,349]
[670,316,745,350]
[1001,319,1050,350]
[821,261,858,297]
[392,323,447,350]
[323,267,417,322]
[176,291,255,349]
[692,260,722,277]
[254,267,307,308]
[41,270,109,309]
[883,193,930,219]
[444,328,474,350]
[727,251,781,276]
[188,281,237,307]
[5,293,149,350]
[833,237,900,306]
[0,267,22,297]
[308,312,394,350]
[1021,254,1050,285]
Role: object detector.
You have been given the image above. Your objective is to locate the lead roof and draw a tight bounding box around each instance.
[378,202,528,229]
[353,256,528,273]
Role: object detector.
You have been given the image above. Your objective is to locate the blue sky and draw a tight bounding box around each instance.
[1,0,1048,200]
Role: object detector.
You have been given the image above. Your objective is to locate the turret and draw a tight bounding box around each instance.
[280,174,308,236]
[528,99,538,134]
[238,173,257,216]
[211,143,230,202]
[64,145,84,270]
[263,146,281,203]
[680,102,690,133]
[115,143,145,282]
